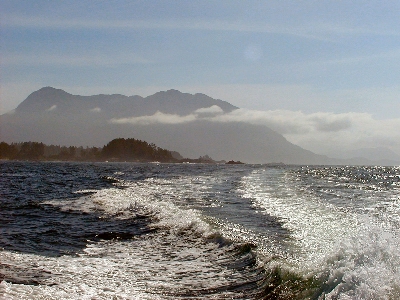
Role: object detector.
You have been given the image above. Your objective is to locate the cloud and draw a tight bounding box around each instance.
[110,105,223,125]
[90,107,101,113]
[2,53,152,67]
[109,111,197,125]
[281,113,400,155]
[110,106,400,156]
[4,13,396,41]
[46,105,57,111]
[207,109,400,155]
[194,105,224,114]
[107,105,356,135]
[310,115,352,132]
[204,109,354,134]
[206,109,310,134]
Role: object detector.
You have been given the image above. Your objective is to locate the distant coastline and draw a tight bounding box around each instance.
[0,139,238,164]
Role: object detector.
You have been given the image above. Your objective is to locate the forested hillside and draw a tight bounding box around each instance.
[0,138,177,162]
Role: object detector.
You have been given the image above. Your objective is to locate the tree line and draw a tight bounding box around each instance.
[0,138,177,162]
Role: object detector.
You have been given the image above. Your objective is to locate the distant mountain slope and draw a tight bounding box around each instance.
[14,87,238,117]
[1,87,336,164]
[341,147,400,162]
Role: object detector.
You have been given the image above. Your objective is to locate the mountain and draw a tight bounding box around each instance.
[12,87,238,116]
[323,147,400,166]
[1,87,337,164]
[342,147,400,162]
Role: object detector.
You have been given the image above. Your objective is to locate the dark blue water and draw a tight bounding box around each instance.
[1,161,400,299]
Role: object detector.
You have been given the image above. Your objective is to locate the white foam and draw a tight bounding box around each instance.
[1,228,247,299]
[2,177,256,299]
[0,247,162,299]
[44,177,214,236]
[240,168,400,299]
[322,226,400,299]
[240,169,360,267]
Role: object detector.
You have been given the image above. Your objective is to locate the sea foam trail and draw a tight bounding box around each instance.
[4,162,400,299]
[45,177,214,236]
[1,176,263,299]
[240,168,400,299]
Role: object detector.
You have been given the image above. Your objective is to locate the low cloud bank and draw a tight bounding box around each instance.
[207,109,355,134]
[110,111,197,125]
[109,105,224,125]
[109,106,400,156]
[194,105,224,114]
[110,106,356,133]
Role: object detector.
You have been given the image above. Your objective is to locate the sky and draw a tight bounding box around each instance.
[2,0,400,157]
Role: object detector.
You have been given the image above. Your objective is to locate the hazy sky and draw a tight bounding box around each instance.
[2,1,400,156]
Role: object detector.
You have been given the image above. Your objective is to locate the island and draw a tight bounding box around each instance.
[0,138,242,164]
[225,160,244,164]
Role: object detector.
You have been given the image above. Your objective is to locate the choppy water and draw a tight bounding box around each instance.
[1,161,400,299]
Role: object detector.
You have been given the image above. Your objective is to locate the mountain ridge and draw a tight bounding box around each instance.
[1,87,390,165]
[14,87,238,117]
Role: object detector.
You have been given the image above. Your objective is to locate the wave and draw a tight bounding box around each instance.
[240,167,400,299]
[3,164,400,299]
[1,176,266,299]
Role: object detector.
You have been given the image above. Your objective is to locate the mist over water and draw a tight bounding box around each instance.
[1,162,400,299]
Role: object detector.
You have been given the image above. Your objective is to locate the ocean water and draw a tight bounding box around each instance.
[1,161,400,299]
